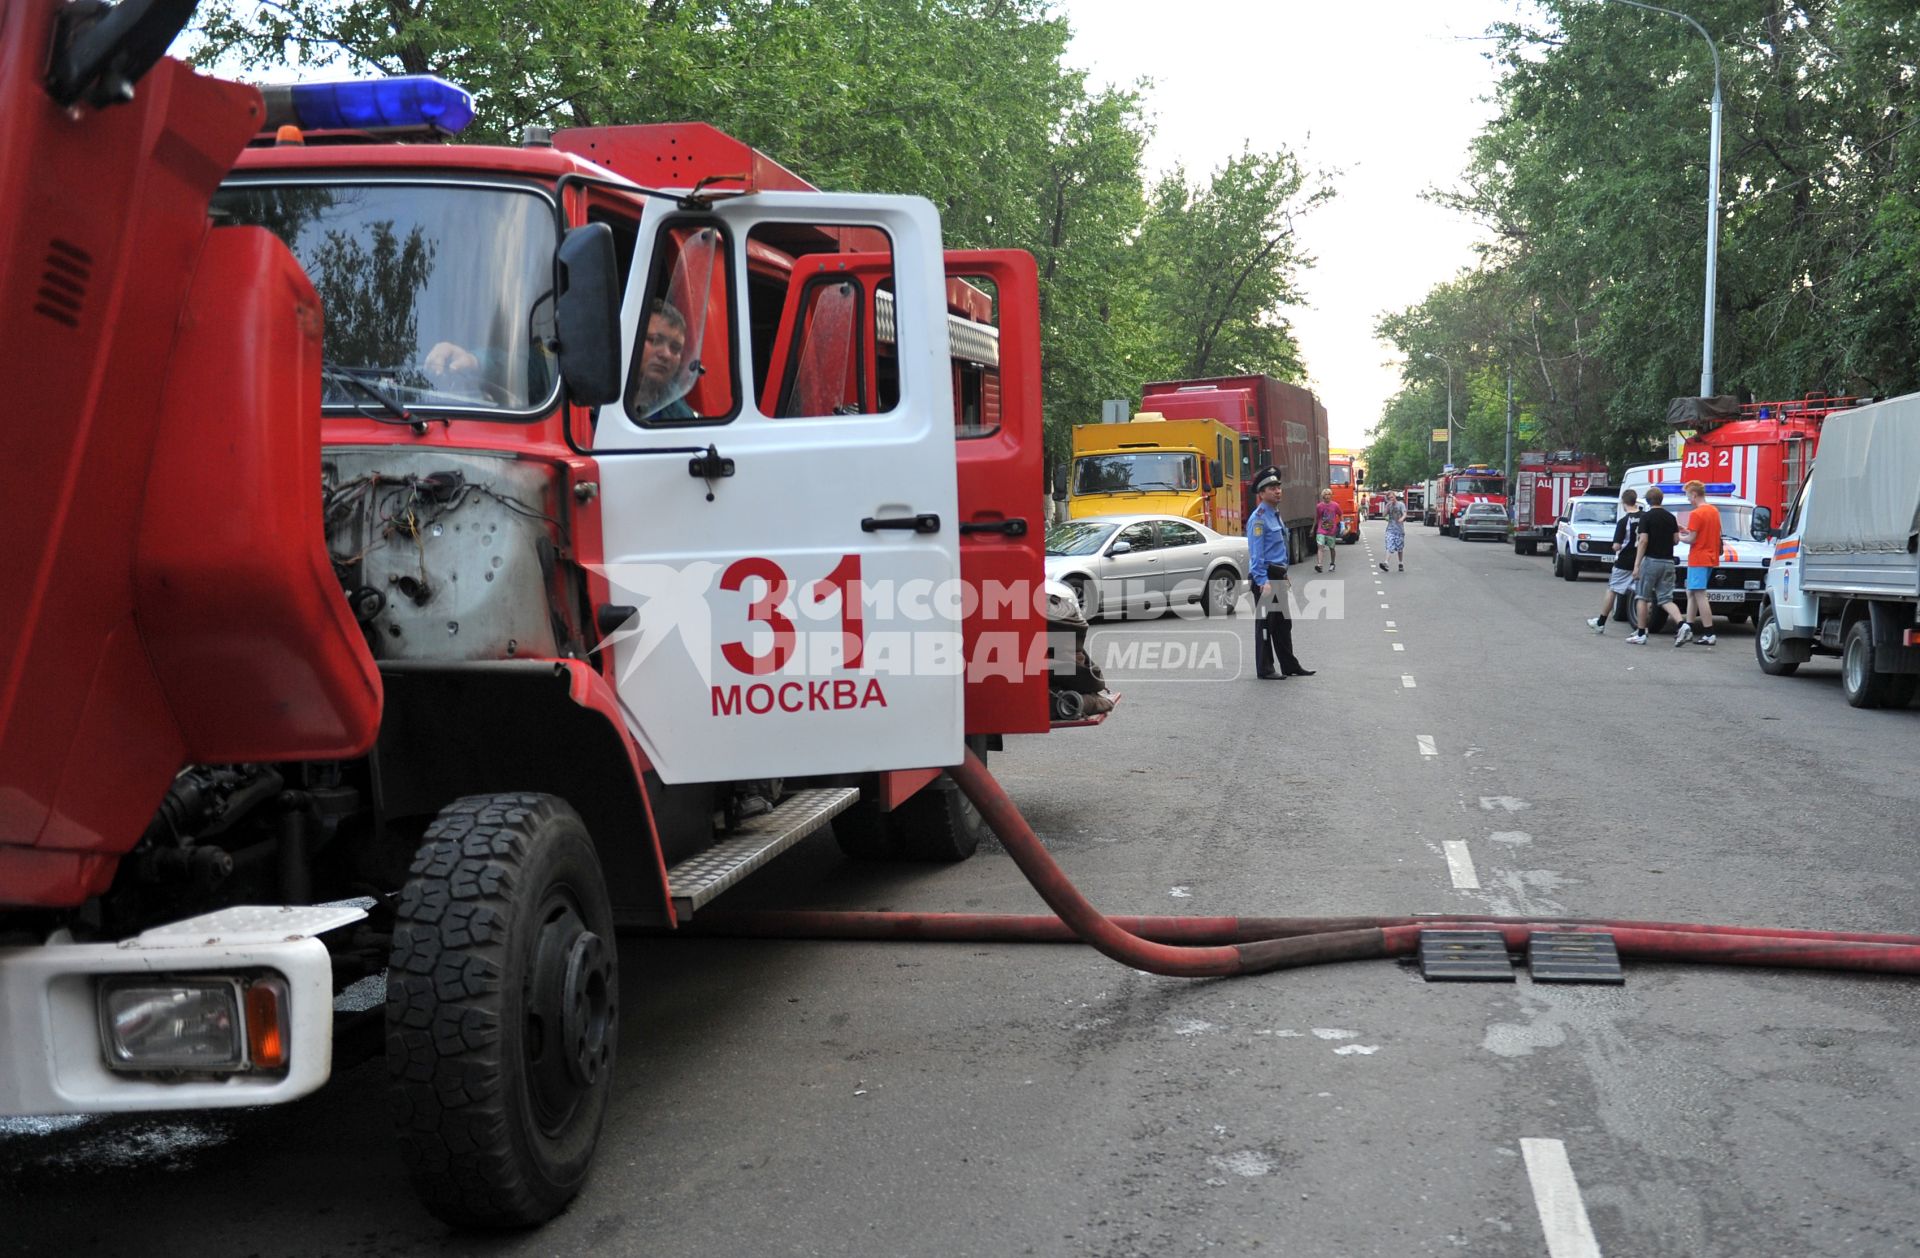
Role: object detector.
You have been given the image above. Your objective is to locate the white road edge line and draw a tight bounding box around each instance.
[1520,1138,1603,1258]
[1416,734,1437,757]
[1401,674,1417,688]
[1442,840,1480,889]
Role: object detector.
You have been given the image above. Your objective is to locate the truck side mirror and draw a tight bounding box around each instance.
[1259,448,1273,468]
[1051,464,1069,500]
[1208,459,1223,489]
[554,223,622,407]
[1752,506,1773,541]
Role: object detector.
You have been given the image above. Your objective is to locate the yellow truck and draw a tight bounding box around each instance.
[1067,414,1247,535]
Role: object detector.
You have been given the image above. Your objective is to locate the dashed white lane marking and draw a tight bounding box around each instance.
[1385,620,1396,627]
[1401,674,1417,688]
[1380,603,1390,609]
[1416,734,1437,757]
[1520,1138,1603,1258]
[1442,840,1480,889]
[1392,643,1406,652]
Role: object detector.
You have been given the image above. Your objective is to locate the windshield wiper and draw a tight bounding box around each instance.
[324,367,414,422]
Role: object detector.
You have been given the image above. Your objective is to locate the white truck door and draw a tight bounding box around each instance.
[593,193,962,784]
[1770,481,1816,632]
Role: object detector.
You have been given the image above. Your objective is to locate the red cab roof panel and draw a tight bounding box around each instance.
[553,122,817,193]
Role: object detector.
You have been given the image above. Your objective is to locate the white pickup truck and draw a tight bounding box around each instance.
[1757,393,1920,708]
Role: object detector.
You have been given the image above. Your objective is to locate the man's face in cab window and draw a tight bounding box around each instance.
[640,313,687,393]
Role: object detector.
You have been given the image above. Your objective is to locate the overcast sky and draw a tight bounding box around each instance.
[1058,0,1523,447]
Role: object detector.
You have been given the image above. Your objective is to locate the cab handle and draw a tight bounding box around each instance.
[862,514,942,534]
[960,518,1028,538]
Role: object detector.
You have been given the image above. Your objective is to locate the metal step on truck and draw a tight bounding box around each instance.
[1756,391,1920,708]
[0,0,1102,1227]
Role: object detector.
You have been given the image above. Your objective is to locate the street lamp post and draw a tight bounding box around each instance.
[1424,352,1455,467]
[1601,0,1723,397]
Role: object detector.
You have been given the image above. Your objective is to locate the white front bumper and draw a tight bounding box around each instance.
[0,905,360,1115]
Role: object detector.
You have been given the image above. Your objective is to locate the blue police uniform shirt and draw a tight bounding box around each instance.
[1247,500,1290,584]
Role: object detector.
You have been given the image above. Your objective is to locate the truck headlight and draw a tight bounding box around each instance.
[97,975,287,1073]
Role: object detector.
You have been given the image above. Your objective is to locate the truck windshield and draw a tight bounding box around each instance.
[1046,520,1118,556]
[1073,452,1199,495]
[1698,504,1753,539]
[1453,477,1504,494]
[211,181,559,416]
[1329,464,1352,485]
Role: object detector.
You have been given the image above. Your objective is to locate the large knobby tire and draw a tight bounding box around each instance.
[1755,605,1800,677]
[387,794,619,1227]
[835,738,990,862]
[1842,620,1894,709]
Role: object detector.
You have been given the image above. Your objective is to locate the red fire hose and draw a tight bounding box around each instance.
[678,751,1920,979]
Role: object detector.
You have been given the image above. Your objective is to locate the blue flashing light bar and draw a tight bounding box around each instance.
[283,76,475,135]
[1654,482,1736,496]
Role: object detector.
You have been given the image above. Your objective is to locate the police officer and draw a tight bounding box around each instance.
[1248,468,1314,681]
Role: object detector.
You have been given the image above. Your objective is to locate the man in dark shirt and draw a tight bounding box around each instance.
[1586,488,1639,633]
[1627,486,1686,645]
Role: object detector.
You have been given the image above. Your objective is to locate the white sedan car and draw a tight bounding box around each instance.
[1044,515,1246,619]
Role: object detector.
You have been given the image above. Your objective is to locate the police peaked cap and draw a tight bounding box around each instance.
[1253,467,1282,493]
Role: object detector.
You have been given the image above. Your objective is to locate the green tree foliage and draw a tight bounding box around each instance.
[1369,0,1920,480]
[1131,148,1330,382]
[186,0,1323,464]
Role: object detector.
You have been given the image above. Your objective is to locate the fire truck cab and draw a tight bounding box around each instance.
[1327,452,1361,543]
[2,26,1075,1228]
[1438,464,1506,537]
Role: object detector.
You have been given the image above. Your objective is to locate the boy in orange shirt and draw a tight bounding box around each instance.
[1676,479,1722,646]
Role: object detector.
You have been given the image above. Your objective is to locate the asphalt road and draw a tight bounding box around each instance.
[7,519,1919,1257]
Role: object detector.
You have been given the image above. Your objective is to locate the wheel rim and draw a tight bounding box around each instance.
[1760,616,1780,662]
[526,893,617,1135]
[1209,573,1233,609]
[1845,633,1867,695]
[1067,579,1089,615]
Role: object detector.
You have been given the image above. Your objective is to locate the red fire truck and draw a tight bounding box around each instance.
[1139,374,1330,563]
[1437,464,1507,537]
[1,3,1084,1227]
[1677,395,1864,523]
[1511,451,1609,555]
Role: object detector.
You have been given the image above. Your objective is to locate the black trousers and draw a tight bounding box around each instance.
[1253,588,1304,677]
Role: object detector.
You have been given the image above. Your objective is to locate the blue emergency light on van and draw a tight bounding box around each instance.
[262,76,475,136]
[1654,483,1735,496]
